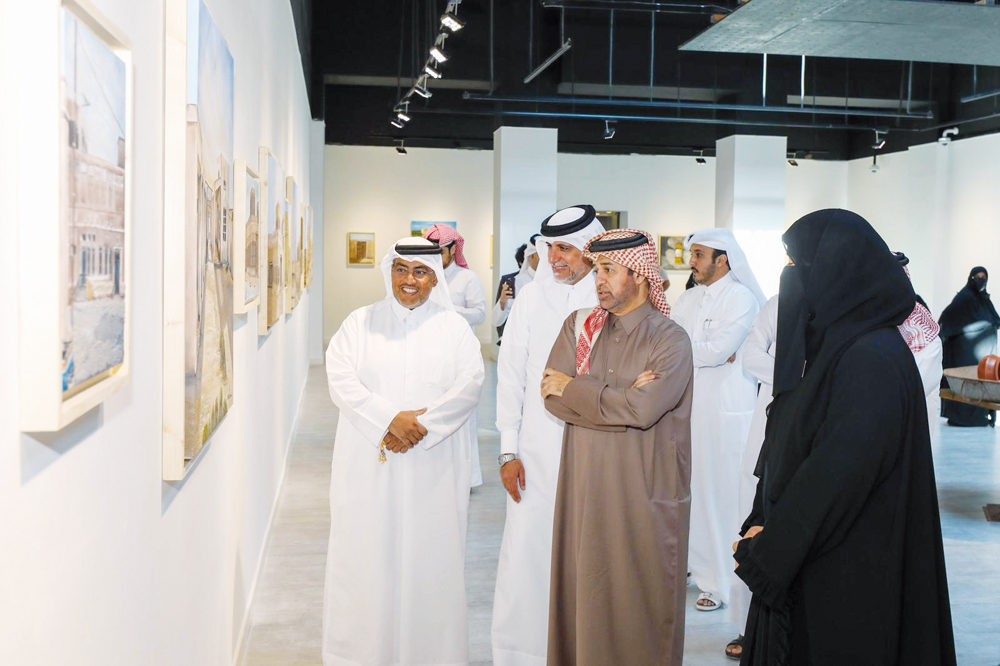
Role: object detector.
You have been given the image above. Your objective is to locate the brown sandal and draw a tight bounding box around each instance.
[725,635,743,661]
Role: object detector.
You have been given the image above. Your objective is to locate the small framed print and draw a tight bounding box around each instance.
[347,232,376,266]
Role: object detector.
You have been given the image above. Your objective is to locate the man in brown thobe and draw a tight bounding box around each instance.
[541,229,693,666]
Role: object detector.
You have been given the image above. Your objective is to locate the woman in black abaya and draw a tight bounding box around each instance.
[734,209,956,666]
[939,266,1000,426]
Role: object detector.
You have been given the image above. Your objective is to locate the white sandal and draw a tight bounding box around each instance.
[695,591,722,611]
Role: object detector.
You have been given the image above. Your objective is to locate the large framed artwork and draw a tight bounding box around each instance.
[257,148,286,335]
[347,233,375,266]
[18,0,133,432]
[411,220,456,237]
[232,160,260,314]
[163,0,234,480]
[285,176,303,313]
[660,235,690,270]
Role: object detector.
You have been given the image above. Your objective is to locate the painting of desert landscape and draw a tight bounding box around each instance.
[183,0,234,459]
[285,178,302,311]
[59,7,127,400]
[244,170,260,306]
[265,153,285,329]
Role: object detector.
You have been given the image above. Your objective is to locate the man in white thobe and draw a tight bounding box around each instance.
[492,206,606,666]
[670,228,765,614]
[493,238,539,335]
[896,252,944,439]
[323,237,485,666]
[424,223,488,488]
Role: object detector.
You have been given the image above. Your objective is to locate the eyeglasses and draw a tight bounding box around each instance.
[393,265,434,279]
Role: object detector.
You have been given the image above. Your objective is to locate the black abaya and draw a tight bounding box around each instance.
[735,209,956,666]
[938,267,1000,426]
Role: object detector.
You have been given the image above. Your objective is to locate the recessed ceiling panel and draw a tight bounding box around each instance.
[682,0,1000,66]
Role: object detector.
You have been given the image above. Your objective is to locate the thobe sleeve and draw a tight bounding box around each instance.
[495,294,531,454]
[691,286,759,368]
[416,322,485,450]
[734,346,907,606]
[454,272,488,327]
[913,337,943,401]
[742,296,778,384]
[545,315,693,431]
[492,297,510,328]
[325,311,400,449]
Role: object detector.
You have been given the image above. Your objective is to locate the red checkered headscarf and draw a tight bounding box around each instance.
[423,224,468,268]
[898,264,940,353]
[574,230,671,375]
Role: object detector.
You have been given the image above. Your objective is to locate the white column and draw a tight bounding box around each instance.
[715,135,788,298]
[492,127,558,345]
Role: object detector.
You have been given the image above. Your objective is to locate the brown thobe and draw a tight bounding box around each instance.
[544,299,693,666]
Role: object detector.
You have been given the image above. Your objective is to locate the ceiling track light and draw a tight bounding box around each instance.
[413,83,432,99]
[396,140,407,155]
[872,129,887,150]
[603,120,616,140]
[695,150,707,165]
[870,154,880,173]
[430,45,449,64]
[390,118,404,129]
[424,63,442,79]
[440,11,465,33]
[787,151,799,166]
[938,127,959,146]
[395,102,411,123]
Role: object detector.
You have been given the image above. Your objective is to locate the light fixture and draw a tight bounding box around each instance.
[870,154,880,173]
[413,76,432,98]
[424,63,442,79]
[396,140,407,155]
[603,120,616,140]
[938,127,959,146]
[395,102,411,123]
[695,150,707,165]
[787,151,799,166]
[440,11,465,33]
[430,45,449,64]
[390,118,404,129]
[872,130,887,150]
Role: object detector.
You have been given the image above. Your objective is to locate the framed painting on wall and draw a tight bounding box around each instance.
[18,0,133,432]
[411,220,456,237]
[232,160,260,313]
[163,0,234,480]
[347,232,376,266]
[257,147,285,335]
[285,176,303,313]
[304,205,314,289]
[660,235,690,270]
[596,210,626,231]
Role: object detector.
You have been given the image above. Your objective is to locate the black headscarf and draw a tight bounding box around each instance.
[765,209,915,498]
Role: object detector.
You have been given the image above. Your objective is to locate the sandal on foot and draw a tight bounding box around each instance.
[695,591,722,611]
[725,635,743,661]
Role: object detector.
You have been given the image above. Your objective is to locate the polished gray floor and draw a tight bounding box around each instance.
[241,363,1000,666]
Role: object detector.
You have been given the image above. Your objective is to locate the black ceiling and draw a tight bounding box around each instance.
[297,0,1000,160]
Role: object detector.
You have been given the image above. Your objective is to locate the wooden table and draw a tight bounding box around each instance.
[939,388,1000,411]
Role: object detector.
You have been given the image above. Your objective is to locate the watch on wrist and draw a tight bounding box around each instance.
[498,453,518,467]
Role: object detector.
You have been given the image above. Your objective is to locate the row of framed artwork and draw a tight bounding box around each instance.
[18,0,313,483]
[346,221,459,267]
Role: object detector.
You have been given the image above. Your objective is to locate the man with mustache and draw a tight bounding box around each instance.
[540,229,693,666]
[492,206,605,666]
[322,237,485,666]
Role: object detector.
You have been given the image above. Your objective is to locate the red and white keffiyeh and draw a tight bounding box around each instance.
[574,229,671,375]
[898,265,940,353]
[423,224,468,268]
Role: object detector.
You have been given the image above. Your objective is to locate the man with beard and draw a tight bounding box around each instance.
[734,209,955,666]
[541,229,693,666]
[492,207,604,666]
[939,266,1000,426]
[670,229,766,614]
[322,237,485,666]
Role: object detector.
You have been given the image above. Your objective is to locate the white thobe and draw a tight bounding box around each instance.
[322,298,485,666]
[726,295,777,631]
[671,271,760,604]
[443,262,488,487]
[492,269,535,330]
[914,337,944,442]
[492,274,598,666]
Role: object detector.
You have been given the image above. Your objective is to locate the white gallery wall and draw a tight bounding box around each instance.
[0,1,320,665]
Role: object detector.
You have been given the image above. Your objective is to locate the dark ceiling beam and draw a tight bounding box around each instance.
[541,0,732,15]
[324,74,492,90]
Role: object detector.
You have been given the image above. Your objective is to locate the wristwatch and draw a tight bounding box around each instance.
[498,453,518,467]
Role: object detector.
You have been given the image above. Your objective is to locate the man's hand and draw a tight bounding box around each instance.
[388,408,428,447]
[383,432,414,454]
[500,459,526,503]
[499,283,513,309]
[631,370,658,389]
[727,352,737,364]
[541,368,572,399]
[733,526,764,569]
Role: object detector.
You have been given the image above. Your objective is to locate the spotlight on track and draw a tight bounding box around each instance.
[413,76,432,99]
[440,11,465,33]
[395,102,411,123]
[787,151,799,166]
[872,130,887,150]
[424,63,442,79]
[390,118,404,129]
[695,150,707,165]
[603,120,616,140]
[430,45,449,64]
[396,140,407,155]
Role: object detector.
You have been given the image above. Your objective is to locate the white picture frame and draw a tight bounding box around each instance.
[257,146,286,336]
[233,160,260,314]
[18,0,133,432]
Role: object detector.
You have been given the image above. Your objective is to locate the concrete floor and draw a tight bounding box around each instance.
[240,363,1000,666]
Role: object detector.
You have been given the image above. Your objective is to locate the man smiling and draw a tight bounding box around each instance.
[322,237,485,666]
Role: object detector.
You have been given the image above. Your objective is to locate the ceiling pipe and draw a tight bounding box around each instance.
[524,40,573,84]
[960,88,1000,104]
[462,92,934,120]
[413,106,885,133]
[541,0,731,15]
